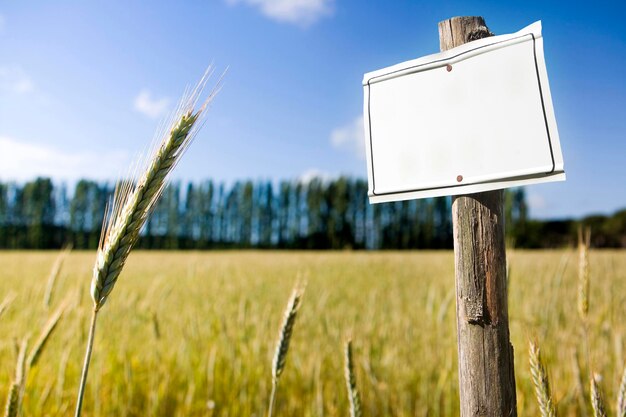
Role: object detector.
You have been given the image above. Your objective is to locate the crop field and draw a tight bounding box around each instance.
[0,250,625,416]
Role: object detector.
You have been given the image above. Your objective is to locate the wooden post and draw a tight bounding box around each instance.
[438,16,518,417]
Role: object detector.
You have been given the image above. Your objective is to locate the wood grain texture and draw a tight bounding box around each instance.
[439,16,518,417]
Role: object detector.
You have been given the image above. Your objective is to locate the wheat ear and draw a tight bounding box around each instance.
[268,283,305,417]
[0,292,16,320]
[529,340,556,417]
[344,339,363,417]
[2,384,19,417]
[3,338,28,417]
[590,374,608,417]
[617,366,626,417]
[43,244,71,309]
[74,67,222,417]
[28,300,67,368]
[577,226,591,321]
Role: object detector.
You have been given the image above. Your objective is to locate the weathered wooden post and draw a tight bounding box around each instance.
[439,16,517,416]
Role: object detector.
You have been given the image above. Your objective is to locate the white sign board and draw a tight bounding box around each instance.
[363,21,565,204]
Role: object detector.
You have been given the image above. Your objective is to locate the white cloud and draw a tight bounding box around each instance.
[0,66,35,94]
[226,0,333,26]
[330,116,365,160]
[527,192,547,210]
[0,136,131,182]
[133,89,170,119]
[299,168,334,184]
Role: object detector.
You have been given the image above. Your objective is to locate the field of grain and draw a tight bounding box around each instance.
[0,250,624,416]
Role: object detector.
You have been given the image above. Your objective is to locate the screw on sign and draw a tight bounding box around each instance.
[361,15,565,416]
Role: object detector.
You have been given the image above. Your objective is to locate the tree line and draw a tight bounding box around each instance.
[0,177,623,249]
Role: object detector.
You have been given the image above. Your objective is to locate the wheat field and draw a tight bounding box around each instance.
[0,250,624,416]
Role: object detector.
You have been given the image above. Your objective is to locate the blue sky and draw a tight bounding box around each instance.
[0,0,624,219]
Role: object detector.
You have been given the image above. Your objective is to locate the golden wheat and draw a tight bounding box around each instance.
[43,245,71,309]
[28,300,67,367]
[591,374,608,417]
[618,366,626,417]
[74,68,222,417]
[0,292,16,320]
[529,340,556,417]
[268,283,305,417]
[344,339,362,417]
[3,338,28,417]
[577,227,591,320]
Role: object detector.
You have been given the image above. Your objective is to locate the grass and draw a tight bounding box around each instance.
[0,249,624,416]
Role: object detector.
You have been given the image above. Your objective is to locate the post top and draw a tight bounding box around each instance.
[437,16,492,51]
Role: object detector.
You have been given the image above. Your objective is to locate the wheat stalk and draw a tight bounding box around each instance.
[577,226,591,320]
[74,67,222,417]
[591,374,608,417]
[529,340,556,417]
[267,283,305,417]
[344,339,362,417]
[57,347,72,407]
[43,244,72,309]
[618,366,626,417]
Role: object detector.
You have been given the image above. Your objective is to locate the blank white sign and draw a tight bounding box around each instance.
[363,21,565,203]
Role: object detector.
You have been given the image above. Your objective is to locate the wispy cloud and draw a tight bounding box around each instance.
[225,0,334,27]
[299,168,334,184]
[0,136,130,182]
[0,66,35,94]
[133,89,170,119]
[330,116,365,160]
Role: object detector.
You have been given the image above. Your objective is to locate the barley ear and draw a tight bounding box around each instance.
[529,340,556,417]
[590,374,608,417]
[344,339,363,417]
[577,226,591,320]
[268,283,305,417]
[617,366,626,417]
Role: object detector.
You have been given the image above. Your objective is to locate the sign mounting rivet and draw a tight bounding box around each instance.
[446,64,452,72]
[457,175,463,182]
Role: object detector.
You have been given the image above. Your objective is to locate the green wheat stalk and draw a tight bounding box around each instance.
[74,67,222,417]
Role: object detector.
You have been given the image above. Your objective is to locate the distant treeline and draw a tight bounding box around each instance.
[0,178,623,249]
